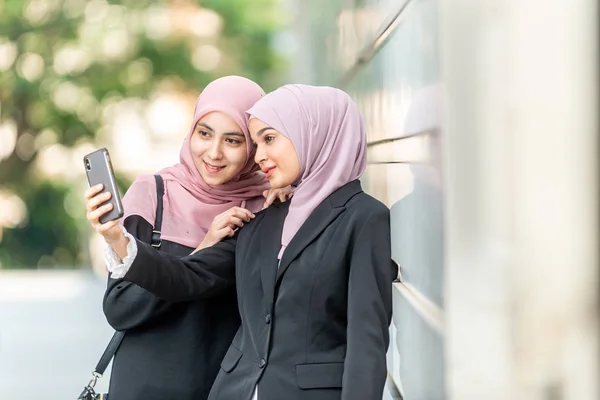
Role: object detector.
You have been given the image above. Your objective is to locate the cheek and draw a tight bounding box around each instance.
[282,142,300,174]
[189,137,205,157]
[271,146,290,179]
[226,146,248,167]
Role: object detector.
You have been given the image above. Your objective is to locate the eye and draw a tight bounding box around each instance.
[225,137,242,145]
[198,130,211,138]
[264,135,274,144]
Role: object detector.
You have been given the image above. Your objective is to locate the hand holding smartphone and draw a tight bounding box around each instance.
[83,148,124,224]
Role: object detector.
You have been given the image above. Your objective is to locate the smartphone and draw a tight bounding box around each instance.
[83,148,124,224]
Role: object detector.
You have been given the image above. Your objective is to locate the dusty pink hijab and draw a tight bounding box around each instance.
[122,76,270,248]
[247,84,367,257]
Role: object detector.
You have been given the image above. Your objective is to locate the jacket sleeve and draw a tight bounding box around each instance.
[342,206,397,400]
[103,215,182,331]
[121,233,237,303]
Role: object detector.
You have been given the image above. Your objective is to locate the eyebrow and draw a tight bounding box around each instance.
[255,126,276,137]
[197,122,214,132]
[197,122,244,137]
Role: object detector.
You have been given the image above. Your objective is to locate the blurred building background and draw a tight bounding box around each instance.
[1,0,599,399]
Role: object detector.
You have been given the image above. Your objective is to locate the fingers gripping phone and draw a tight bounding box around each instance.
[83,148,124,224]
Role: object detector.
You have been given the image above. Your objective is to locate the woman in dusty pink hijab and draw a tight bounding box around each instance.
[83,76,289,400]
[89,84,396,400]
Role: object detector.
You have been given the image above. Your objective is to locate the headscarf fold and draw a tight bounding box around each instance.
[247,84,367,257]
[122,76,270,248]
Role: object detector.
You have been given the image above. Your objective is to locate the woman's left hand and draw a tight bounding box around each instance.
[262,186,293,209]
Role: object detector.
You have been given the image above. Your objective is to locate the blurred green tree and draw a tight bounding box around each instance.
[0,0,287,268]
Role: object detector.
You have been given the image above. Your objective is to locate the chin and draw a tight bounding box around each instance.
[268,179,289,189]
[201,174,229,186]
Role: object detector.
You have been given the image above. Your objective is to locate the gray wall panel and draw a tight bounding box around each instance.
[393,285,444,400]
[391,163,444,307]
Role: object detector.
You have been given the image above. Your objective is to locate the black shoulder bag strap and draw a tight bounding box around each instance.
[78,328,124,398]
[151,174,164,249]
[78,174,165,399]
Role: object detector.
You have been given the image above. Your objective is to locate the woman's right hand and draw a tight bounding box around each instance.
[84,184,123,245]
[193,207,255,254]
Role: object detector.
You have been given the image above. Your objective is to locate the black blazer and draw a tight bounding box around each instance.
[123,180,397,400]
[104,216,240,400]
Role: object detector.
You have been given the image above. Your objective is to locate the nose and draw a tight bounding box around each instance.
[254,144,266,166]
[207,138,223,160]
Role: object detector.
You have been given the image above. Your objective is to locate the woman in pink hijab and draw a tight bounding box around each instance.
[88,84,397,400]
[83,76,289,400]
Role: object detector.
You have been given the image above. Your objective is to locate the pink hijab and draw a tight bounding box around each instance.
[247,84,367,257]
[122,76,270,248]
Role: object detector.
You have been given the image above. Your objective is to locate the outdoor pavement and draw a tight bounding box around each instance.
[0,270,114,399]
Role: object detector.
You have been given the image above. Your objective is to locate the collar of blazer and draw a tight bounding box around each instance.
[261,179,364,294]
[327,179,363,208]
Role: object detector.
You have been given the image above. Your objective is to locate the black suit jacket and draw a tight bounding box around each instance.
[123,180,397,400]
[103,216,239,400]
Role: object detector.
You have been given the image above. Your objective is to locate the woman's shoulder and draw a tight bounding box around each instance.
[345,191,389,223]
[122,174,161,219]
[349,191,388,211]
[126,174,159,192]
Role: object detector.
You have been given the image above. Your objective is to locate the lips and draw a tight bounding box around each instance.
[262,166,276,179]
[204,161,225,174]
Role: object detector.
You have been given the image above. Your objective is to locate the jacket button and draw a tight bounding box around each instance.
[259,358,266,368]
[265,314,271,324]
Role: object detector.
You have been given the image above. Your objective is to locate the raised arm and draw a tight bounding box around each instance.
[85,183,237,305]
[121,233,237,302]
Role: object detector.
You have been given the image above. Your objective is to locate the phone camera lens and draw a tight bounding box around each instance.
[85,159,91,171]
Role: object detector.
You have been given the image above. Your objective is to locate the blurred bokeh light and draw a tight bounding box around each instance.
[0,0,289,270]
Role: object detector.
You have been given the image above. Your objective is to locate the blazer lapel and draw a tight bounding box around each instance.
[257,202,288,308]
[275,199,344,285]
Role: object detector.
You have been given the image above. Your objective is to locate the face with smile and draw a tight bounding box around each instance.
[189,111,248,185]
[249,117,301,189]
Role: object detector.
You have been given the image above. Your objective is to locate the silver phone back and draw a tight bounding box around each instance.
[83,148,124,224]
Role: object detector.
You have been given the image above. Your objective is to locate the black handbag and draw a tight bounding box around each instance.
[78,175,165,399]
